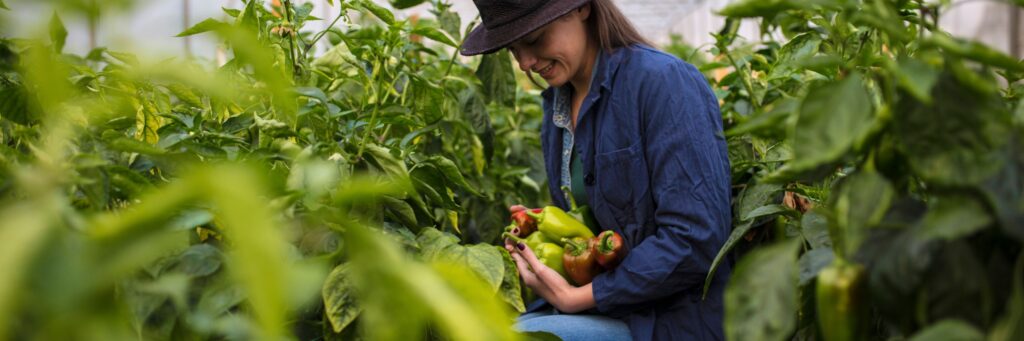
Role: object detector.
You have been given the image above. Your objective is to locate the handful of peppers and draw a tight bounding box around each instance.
[503,204,628,286]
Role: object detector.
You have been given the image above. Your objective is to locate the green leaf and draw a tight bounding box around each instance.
[222,7,240,18]
[363,144,410,178]
[381,195,418,228]
[437,244,504,293]
[704,182,782,297]
[176,18,228,37]
[908,319,984,341]
[49,12,67,53]
[990,254,1024,341]
[475,51,517,107]
[390,0,426,10]
[358,0,395,25]
[165,83,204,108]
[323,264,363,333]
[926,34,1024,72]
[829,170,894,258]
[789,73,875,171]
[459,89,495,164]
[895,73,1011,187]
[427,155,481,196]
[914,196,992,241]
[498,248,525,312]
[412,25,458,47]
[725,239,800,341]
[800,210,831,249]
[718,0,803,18]
[177,244,222,277]
[893,57,940,104]
[742,204,794,221]
[417,227,460,261]
[797,248,833,286]
[0,85,39,125]
[0,1,8,10]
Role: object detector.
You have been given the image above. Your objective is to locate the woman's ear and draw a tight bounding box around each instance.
[576,3,591,21]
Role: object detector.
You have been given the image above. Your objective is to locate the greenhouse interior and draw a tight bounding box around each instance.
[0,0,1022,340]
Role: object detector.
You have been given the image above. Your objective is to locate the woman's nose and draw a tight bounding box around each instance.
[514,50,537,73]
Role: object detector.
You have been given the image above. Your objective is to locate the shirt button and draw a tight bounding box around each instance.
[584,173,595,185]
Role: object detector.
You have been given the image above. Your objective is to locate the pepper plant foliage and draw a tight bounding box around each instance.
[0,0,547,340]
[699,0,1024,340]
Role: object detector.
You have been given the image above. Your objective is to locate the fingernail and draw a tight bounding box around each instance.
[517,242,525,250]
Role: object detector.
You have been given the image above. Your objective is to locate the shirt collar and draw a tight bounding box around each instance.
[541,46,631,103]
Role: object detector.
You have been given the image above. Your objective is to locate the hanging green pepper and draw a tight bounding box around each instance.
[562,237,603,286]
[526,206,595,242]
[816,259,866,341]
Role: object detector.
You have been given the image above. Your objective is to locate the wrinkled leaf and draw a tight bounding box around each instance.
[725,240,800,341]
[323,264,362,333]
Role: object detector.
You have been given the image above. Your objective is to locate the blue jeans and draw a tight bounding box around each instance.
[514,307,631,341]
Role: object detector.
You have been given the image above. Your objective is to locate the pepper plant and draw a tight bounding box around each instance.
[0,0,552,340]
[695,0,1024,340]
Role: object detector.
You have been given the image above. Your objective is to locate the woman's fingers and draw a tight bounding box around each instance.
[509,251,539,285]
[509,204,528,214]
[515,241,548,276]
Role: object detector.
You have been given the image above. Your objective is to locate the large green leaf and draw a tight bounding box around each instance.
[0,85,39,125]
[893,57,940,104]
[49,12,66,53]
[177,18,228,37]
[895,73,1011,187]
[829,170,894,258]
[724,240,800,341]
[323,264,363,333]
[914,196,992,241]
[437,244,504,293]
[703,182,782,296]
[788,73,875,172]
[498,248,525,312]
[476,51,517,107]
[426,155,481,196]
[411,25,457,48]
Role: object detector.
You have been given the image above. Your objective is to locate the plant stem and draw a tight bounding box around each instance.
[305,9,347,56]
[283,0,300,79]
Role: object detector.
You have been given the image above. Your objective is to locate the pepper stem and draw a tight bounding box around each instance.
[561,237,588,256]
[598,231,614,253]
[502,232,526,244]
[525,209,544,222]
[561,185,579,212]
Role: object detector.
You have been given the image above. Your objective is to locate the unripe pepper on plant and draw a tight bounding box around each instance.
[562,237,603,285]
[816,259,866,341]
[595,230,627,269]
[526,206,595,241]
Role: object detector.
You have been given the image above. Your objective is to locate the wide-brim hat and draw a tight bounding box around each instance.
[461,0,592,56]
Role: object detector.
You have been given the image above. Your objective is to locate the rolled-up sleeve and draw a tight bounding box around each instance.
[591,60,731,315]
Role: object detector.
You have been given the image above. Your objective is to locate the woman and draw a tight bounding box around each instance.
[461,1,732,340]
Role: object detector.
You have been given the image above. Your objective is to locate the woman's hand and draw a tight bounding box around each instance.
[504,237,597,313]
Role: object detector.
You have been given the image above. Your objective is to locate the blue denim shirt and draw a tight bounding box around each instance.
[552,55,601,194]
[537,45,732,341]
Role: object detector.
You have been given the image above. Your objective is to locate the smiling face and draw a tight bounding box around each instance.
[507,5,594,88]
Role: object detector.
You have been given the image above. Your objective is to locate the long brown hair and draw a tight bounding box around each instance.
[522,0,651,88]
[588,0,652,52]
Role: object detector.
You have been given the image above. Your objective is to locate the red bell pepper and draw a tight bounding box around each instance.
[595,230,626,269]
[561,237,603,286]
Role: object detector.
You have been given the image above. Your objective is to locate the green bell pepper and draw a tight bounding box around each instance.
[526,206,595,242]
[816,259,866,341]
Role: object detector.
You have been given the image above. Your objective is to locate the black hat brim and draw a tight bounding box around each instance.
[460,0,591,56]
